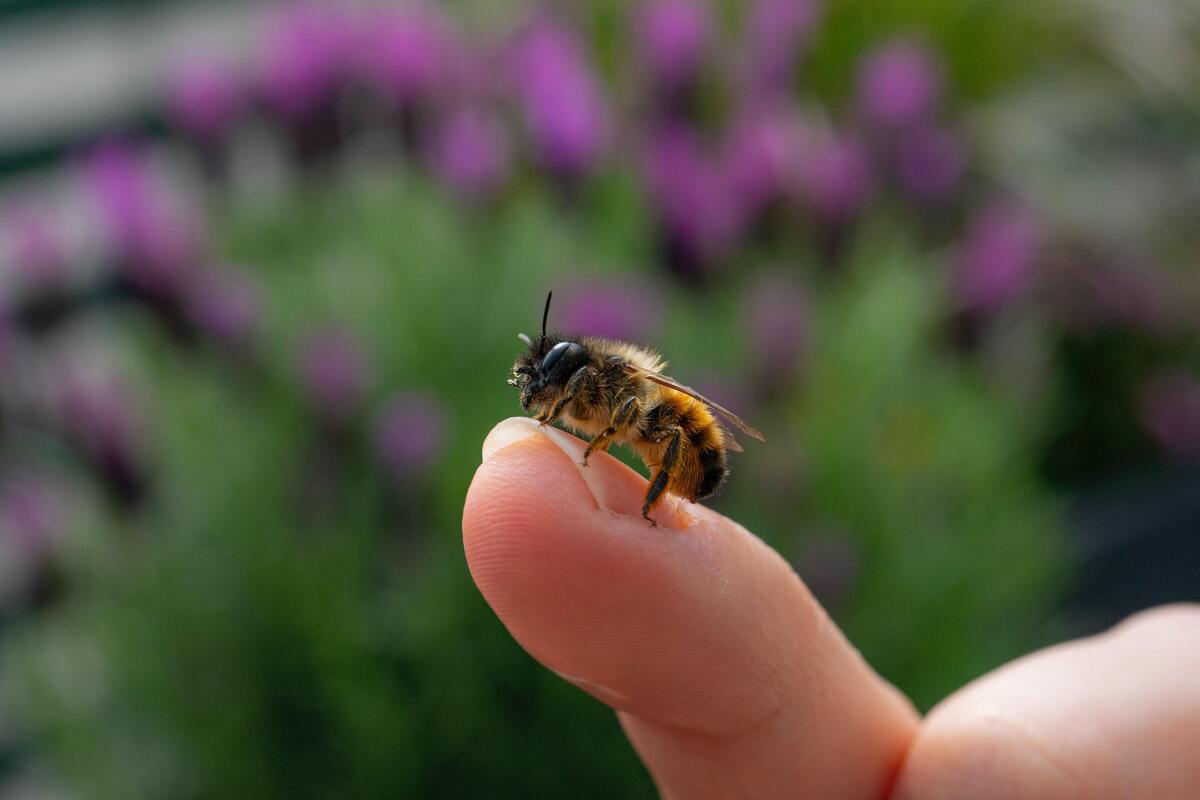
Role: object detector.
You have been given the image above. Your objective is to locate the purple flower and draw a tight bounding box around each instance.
[120,220,200,303]
[359,4,459,105]
[428,106,511,200]
[185,269,260,349]
[61,373,137,458]
[59,369,145,505]
[743,0,822,96]
[556,280,663,342]
[723,103,809,215]
[0,478,62,563]
[81,143,204,301]
[3,204,68,293]
[796,131,873,224]
[635,0,712,90]
[644,124,745,274]
[955,203,1041,315]
[0,307,13,369]
[511,15,608,177]
[81,142,151,244]
[743,275,809,383]
[166,55,243,141]
[892,124,967,203]
[257,3,356,120]
[298,329,373,421]
[856,38,944,131]
[0,477,66,603]
[373,393,447,478]
[1140,372,1200,462]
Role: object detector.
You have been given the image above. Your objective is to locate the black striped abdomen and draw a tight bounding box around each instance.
[695,441,728,500]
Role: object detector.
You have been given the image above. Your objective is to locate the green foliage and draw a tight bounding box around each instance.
[806,0,1056,103]
[798,241,1062,708]
[6,166,663,798]
[0,1,1110,795]
[5,162,1063,795]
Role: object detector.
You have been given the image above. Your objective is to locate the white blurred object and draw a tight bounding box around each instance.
[975,0,1200,252]
[0,4,259,155]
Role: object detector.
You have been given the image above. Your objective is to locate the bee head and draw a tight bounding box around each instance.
[508,291,589,411]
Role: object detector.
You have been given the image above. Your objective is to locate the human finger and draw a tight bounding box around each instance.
[463,417,918,799]
[893,604,1200,799]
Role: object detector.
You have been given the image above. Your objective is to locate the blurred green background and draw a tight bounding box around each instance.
[0,0,1197,797]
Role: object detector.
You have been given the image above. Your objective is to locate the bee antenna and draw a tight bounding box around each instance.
[540,291,553,349]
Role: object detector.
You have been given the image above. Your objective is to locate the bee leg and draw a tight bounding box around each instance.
[582,395,639,466]
[537,366,592,426]
[642,427,682,527]
[580,436,611,466]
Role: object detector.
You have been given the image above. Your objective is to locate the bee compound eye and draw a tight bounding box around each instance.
[540,341,572,373]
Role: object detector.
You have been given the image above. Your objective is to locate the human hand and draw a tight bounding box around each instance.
[463,418,1200,799]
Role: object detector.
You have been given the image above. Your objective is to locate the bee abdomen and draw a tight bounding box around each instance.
[695,442,729,500]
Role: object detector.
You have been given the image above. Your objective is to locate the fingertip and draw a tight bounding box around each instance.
[462,419,775,721]
[895,604,1200,800]
[1107,602,1200,642]
[893,713,1091,800]
[472,417,694,530]
[462,419,920,799]
[463,429,700,701]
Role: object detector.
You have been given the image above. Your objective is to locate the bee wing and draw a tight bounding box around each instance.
[623,364,765,443]
[722,428,745,452]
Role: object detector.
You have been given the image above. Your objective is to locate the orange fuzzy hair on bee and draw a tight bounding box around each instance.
[508,293,763,526]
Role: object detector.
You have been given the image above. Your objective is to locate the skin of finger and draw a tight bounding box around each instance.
[463,424,918,799]
[892,604,1200,800]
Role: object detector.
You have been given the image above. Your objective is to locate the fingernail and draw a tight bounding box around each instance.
[481,417,544,462]
[481,416,694,527]
[482,417,610,505]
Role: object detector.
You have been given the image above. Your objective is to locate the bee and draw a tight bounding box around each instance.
[507,291,764,526]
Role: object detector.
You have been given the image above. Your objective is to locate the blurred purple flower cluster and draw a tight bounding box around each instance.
[59,367,147,507]
[83,144,204,308]
[373,394,447,481]
[0,476,65,607]
[744,0,822,98]
[0,134,275,544]
[280,324,449,529]
[857,40,943,131]
[743,274,809,391]
[555,280,664,343]
[3,204,68,295]
[796,131,874,228]
[147,1,980,279]
[257,3,357,124]
[510,15,609,179]
[643,124,745,279]
[162,3,613,195]
[166,56,243,143]
[954,202,1041,316]
[636,0,713,95]
[855,38,966,205]
[625,15,971,277]
[184,269,260,351]
[1139,373,1200,462]
[427,107,511,201]
[360,4,460,110]
[0,112,457,558]
[298,329,374,424]
[0,0,1196,573]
